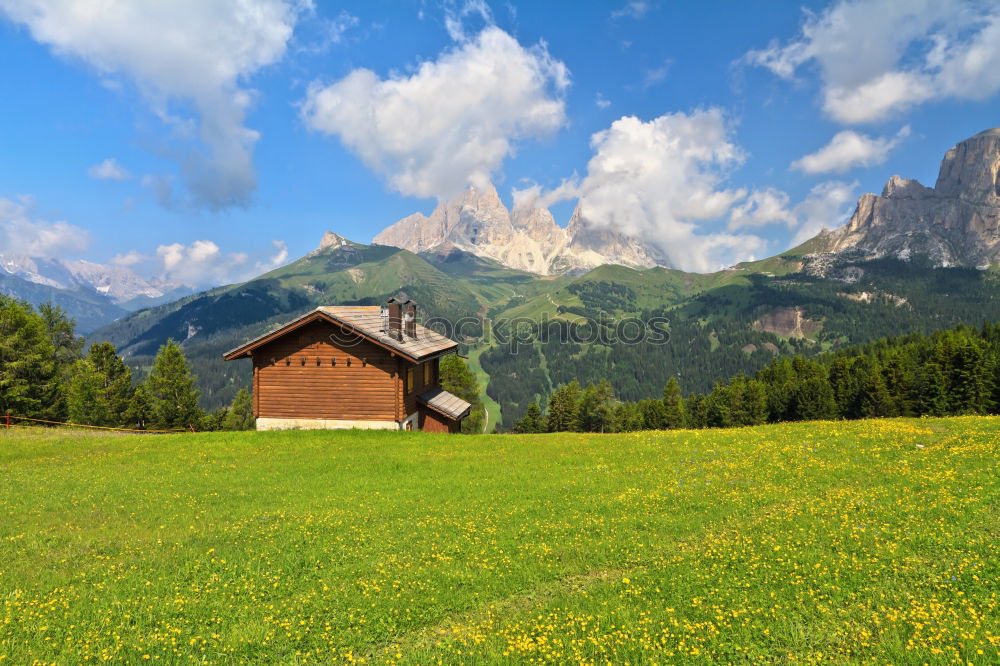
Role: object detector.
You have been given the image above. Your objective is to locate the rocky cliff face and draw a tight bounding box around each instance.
[811,128,1000,269]
[372,184,666,275]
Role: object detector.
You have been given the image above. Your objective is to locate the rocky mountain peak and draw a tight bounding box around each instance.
[934,128,1000,203]
[809,127,1000,270]
[317,231,353,251]
[373,183,666,275]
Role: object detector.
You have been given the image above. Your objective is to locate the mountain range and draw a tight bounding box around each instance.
[86,127,1000,429]
[374,185,666,274]
[0,254,193,333]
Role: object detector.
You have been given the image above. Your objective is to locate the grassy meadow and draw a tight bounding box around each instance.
[1,418,998,664]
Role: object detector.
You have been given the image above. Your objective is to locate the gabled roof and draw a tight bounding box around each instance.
[223,306,458,363]
[418,387,472,421]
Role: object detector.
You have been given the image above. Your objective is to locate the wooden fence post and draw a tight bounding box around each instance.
[5,413,9,429]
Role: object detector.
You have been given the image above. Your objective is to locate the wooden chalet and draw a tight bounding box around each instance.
[223,299,471,432]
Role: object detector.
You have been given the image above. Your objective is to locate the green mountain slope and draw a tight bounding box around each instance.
[91,241,489,410]
[91,234,1000,425]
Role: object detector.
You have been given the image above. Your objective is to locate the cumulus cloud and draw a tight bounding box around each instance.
[728,188,796,229]
[728,180,858,245]
[792,126,910,174]
[789,180,859,245]
[0,196,89,257]
[745,0,1000,123]
[0,0,305,209]
[155,240,246,287]
[88,157,131,181]
[443,0,494,42]
[301,26,569,201]
[151,237,289,287]
[525,108,774,272]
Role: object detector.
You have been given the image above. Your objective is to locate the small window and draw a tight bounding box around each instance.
[407,367,415,394]
[423,362,432,386]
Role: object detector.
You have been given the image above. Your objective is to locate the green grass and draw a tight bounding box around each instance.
[2,418,998,664]
[465,342,502,432]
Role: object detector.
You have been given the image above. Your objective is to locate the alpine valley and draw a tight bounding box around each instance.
[91,128,1000,429]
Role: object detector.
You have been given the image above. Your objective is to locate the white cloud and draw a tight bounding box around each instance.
[790,180,858,245]
[88,157,131,181]
[595,92,611,109]
[729,180,859,244]
[641,59,672,88]
[611,2,650,19]
[444,0,494,42]
[728,188,796,229]
[792,126,910,174]
[0,0,306,209]
[110,250,146,267]
[254,240,289,274]
[114,238,288,288]
[301,26,569,201]
[325,10,359,45]
[155,240,247,287]
[746,0,1000,123]
[0,196,89,257]
[530,108,771,272]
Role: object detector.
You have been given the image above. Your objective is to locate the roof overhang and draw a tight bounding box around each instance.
[417,388,472,421]
[223,308,457,364]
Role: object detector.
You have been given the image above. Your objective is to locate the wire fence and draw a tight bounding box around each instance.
[3,413,194,434]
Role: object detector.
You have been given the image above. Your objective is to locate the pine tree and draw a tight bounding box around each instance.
[705,383,732,428]
[0,297,59,419]
[512,401,545,433]
[639,398,668,430]
[86,342,133,424]
[222,388,255,430]
[579,380,615,432]
[546,381,581,432]
[662,377,685,428]
[792,376,838,421]
[614,401,643,432]
[146,339,202,429]
[915,361,949,416]
[440,354,485,433]
[66,360,107,425]
[124,385,152,430]
[860,366,893,418]
[741,378,769,425]
[38,302,82,420]
[684,393,708,429]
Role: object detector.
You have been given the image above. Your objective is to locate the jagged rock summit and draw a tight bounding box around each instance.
[810,127,1000,269]
[372,183,667,275]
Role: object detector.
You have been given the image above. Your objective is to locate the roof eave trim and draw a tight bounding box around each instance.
[222,308,459,362]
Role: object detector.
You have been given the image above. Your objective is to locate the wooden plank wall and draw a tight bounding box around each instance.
[418,406,457,433]
[253,320,400,421]
[402,356,439,418]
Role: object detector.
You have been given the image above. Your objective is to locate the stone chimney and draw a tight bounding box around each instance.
[403,300,417,339]
[386,298,403,340]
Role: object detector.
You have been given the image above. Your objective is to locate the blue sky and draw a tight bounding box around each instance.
[1,0,998,283]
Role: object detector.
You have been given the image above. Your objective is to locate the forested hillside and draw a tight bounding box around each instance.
[89,234,1000,421]
[511,321,1000,434]
[483,257,1000,427]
